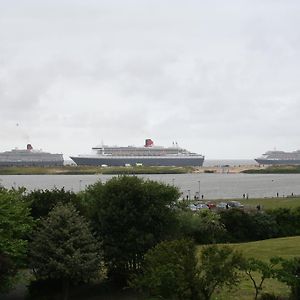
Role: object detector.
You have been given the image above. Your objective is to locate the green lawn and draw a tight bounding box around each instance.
[228,236,300,261]
[239,197,300,210]
[211,197,300,210]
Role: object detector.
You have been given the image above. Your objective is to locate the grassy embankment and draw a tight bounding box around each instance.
[202,236,300,300]
[0,165,193,175]
[238,196,300,210]
[201,196,300,210]
[243,165,300,174]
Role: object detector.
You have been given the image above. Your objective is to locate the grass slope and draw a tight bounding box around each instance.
[228,236,300,261]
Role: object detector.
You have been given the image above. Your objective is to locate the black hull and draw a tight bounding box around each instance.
[70,156,204,167]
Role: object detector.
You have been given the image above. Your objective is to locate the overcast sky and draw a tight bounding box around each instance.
[1,0,300,159]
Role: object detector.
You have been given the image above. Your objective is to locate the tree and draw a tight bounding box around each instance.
[25,188,78,219]
[29,203,101,300]
[241,257,278,300]
[177,210,226,244]
[89,176,180,285]
[131,239,199,300]
[0,188,33,292]
[197,245,244,300]
[0,252,17,293]
[219,209,254,242]
[268,208,296,237]
[274,257,300,300]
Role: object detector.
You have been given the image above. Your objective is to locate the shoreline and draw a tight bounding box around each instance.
[0,164,265,175]
[2,164,299,175]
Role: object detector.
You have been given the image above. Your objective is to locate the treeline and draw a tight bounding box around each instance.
[178,206,300,244]
[1,176,300,299]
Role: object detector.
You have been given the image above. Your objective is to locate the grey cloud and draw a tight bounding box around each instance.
[1,0,300,158]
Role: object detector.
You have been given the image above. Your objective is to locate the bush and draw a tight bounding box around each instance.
[0,188,33,292]
[198,245,244,300]
[25,188,78,219]
[275,257,300,300]
[131,239,199,300]
[177,210,226,244]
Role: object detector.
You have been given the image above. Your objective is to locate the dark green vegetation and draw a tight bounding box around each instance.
[29,203,101,300]
[84,176,180,285]
[0,187,33,293]
[243,165,300,174]
[1,177,300,300]
[131,239,199,300]
[177,204,300,243]
[132,240,243,300]
[0,165,192,175]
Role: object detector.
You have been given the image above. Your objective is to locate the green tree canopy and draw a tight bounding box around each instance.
[131,239,199,300]
[24,187,78,219]
[197,245,244,300]
[274,257,300,300]
[241,257,279,300]
[88,176,180,285]
[177,210,226,244]
[0,188,33,292]
[29,203,101,300]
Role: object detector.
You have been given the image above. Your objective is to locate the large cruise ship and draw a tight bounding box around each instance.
[0,144,64,167]
[255,149,300,165]
[70,139,204,167]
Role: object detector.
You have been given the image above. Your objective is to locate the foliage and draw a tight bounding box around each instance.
[0,252,17,293]
[75,181,104,220]
[259,292,282,300]
[29,203,101,300]
[267,208,297,237]
[131,239,199,300]
[88,176,180,285]
[0,188,33,292]
[274,257,300,300]
[25,188,78,219]
[241,257,279,300]
[250,212,278,240]
[197,245,244,300]
[219,208,254,242]
[219,209,279,242]
[177,210,226,244]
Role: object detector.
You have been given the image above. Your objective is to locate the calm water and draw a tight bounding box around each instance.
[1,173,300,200]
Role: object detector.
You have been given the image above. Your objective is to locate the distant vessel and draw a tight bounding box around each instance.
[0,144,64,167]
[255,149,300,165]
[70,139,204,167]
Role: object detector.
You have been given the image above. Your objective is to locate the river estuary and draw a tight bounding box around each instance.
[1,173,300,200]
